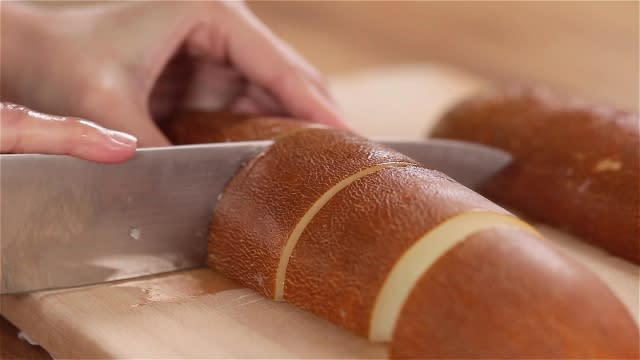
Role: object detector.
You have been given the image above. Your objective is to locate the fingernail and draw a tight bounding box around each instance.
[108,130,138,147]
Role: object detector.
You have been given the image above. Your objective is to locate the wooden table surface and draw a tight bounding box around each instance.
[1,2,637,358]
[251,1,639,111]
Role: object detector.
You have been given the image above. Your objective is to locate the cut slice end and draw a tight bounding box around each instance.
[369,211,539,342]
[390,227,640,358]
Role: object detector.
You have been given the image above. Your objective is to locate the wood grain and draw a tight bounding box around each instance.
[2,269,385,359]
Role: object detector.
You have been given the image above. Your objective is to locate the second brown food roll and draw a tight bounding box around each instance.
[431,86,640,263]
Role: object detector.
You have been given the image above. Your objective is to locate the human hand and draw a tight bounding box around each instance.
[0,103,137,163]
[1,2,346,147]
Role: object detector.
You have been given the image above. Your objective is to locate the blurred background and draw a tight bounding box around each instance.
[250,1,638,111]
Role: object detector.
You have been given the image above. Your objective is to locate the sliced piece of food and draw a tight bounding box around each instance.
[208,128,417,298]
[369,212,537,342]
[431,85,640,263]
[391,227,639,359]
[163,111,322,144]
[284,166,535,339]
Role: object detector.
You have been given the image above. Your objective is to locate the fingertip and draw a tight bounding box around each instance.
[312,104,353,131]
[311,110,351,131]
[88,146,137,164]
[107,129,138,148]
[299,83,353,131]
[75,143,137,164]
[100,131,138,163]
[72,124,138,163]
[103,147,138,163]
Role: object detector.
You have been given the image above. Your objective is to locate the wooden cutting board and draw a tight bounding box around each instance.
[1,65,638,359]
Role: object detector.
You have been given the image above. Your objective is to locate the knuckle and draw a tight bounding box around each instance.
[0,103,32,153]
[0,102,29,127]
[266,64,303,92]
[74,63,128,117]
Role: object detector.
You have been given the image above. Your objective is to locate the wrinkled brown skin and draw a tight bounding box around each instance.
[431,86,640,263]
[162,110,321,144]
[285,166,509,337]
[391,227,640,359]
[208,128,417,297]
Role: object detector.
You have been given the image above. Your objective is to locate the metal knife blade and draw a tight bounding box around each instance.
[380,139,511,189]
[0,139,510,294]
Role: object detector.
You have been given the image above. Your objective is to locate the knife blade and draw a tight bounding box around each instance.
[0,139,510,294]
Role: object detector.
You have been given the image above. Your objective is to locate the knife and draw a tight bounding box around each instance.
[0,139,511,294]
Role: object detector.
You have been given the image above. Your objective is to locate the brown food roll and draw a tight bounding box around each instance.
[163,110,323,144]
[284,165,521,339]
[431,86,640,263]
[188,110,637,357]
[208,127,417,298]
[391,227,639,359]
